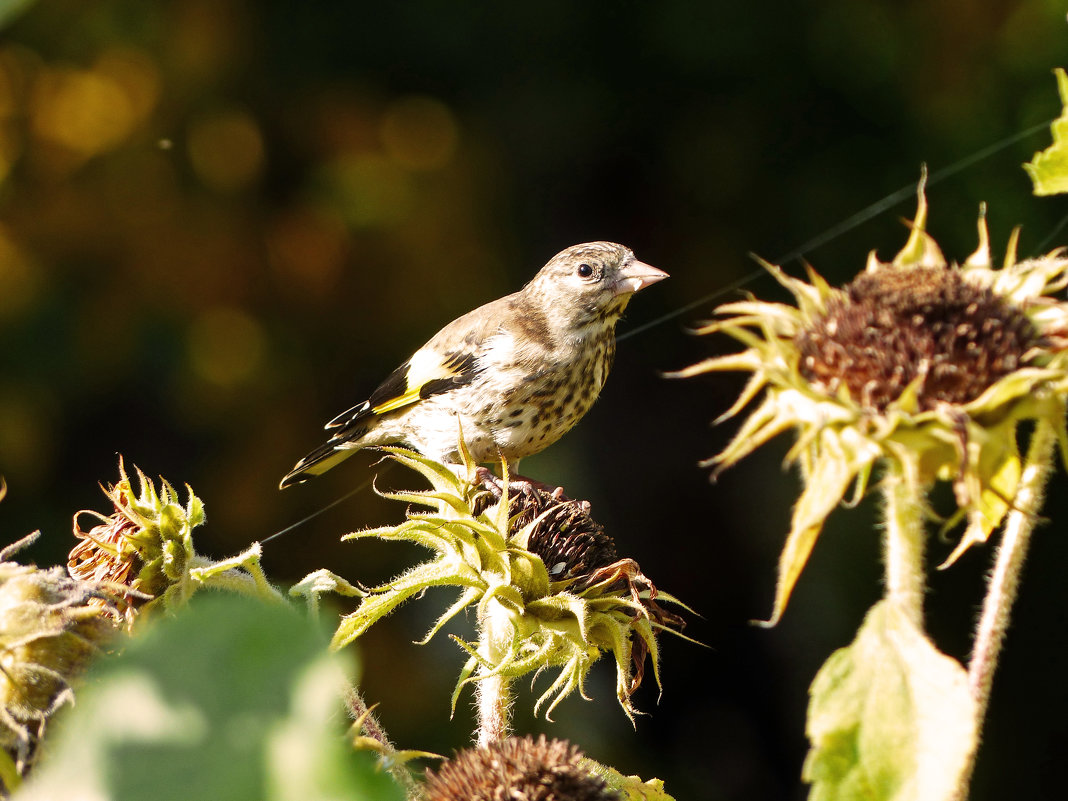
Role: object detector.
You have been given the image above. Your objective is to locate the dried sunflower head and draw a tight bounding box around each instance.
[328,440,691,723]
[423,735,618,801]
[0,534,117,784]
[69,457,206,618]
[70,459,283,619]
[678,180,1068,625]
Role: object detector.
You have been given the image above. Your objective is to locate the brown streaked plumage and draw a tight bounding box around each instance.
[280,242,667,489]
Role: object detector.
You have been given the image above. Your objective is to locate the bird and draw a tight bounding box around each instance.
[279,242,668,490]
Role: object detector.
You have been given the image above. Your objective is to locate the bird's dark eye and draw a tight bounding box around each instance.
[577,263,594,278]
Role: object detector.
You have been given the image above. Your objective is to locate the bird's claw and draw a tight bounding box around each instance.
[472,466,588,511]
[473,466,505,497]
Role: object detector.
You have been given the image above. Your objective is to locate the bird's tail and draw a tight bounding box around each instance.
[279,440,360,489]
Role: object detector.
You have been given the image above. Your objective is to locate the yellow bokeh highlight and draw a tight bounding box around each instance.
[94,48,160,124]
[0,224,39,321]
[187,108,265,192]
[187,306,266,387]
[29,47,160,164]
[379,95,459,171]
[32,68,128,151]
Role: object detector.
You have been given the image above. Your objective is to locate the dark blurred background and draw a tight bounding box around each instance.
[1,1,1067,798]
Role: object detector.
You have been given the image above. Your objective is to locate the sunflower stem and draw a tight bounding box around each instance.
[343,685,421,798]
[954,418,1057,799]
[475,673,510,747]
[881,465,928,628]
[475,600,514,747]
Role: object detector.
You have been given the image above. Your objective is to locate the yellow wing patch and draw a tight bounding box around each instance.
[372,387,423,414]
[370,348,470,415]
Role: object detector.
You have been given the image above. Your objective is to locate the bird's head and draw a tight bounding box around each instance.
[526,242,668,333]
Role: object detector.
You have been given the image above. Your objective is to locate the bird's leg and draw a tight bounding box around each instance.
[471,464,578,505]
[472,465,504,494]
[454,464,591,515]
[439,462,511,496]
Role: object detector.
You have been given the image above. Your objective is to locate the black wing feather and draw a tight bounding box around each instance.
[325,350,479,431]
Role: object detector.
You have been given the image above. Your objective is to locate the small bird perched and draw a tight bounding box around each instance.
[280,242,667,490]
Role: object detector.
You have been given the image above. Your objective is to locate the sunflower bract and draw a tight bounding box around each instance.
[328,443,690,722]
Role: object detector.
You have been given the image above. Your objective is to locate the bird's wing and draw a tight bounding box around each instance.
[323,348,478,430]
[281,342,484,488]
[325,298,507,431]
[281,296,512,489]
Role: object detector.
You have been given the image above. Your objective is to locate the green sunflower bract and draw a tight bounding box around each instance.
[327,437,691,724]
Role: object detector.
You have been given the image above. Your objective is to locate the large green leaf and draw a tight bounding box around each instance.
[803,600,978,801]
[1025,68,1068,196]
[19,594,404,801]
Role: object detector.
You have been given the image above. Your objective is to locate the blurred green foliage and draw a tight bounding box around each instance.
[1026,67,1068,194]
[20,593,404,801]
[1,2,1067,799]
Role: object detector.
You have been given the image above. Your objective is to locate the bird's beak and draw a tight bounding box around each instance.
[615,259,669,295]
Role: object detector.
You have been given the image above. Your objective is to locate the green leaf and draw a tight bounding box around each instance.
[803,600,978,801]
[583,760,676,801]
[20,594,404,801]
[1024,68,1068,196]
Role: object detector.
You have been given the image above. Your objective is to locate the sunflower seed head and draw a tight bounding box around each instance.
[511,491,618,589]
[423,735,618,801]
[796,264,1040,412]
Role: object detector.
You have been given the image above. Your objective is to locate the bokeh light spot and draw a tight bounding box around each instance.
[29,48,158,168]
[322,153,413,227]
[0,45,39,120]
[379,95,459,171]
[0,53,19,119]
[0,224,39,321]
[0,387,52,483]
[32,68,131,154]
[95,48,161,124]
[187,108,264,192]
[266,207,349,298]
[187,306,266,387]
[0,124,20,187]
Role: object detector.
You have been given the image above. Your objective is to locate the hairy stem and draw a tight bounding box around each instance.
[881,464,928,628]
[475,602,513,747]
[475,673,511,747]
[343,685,421,798]
[955,418,1057,799]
